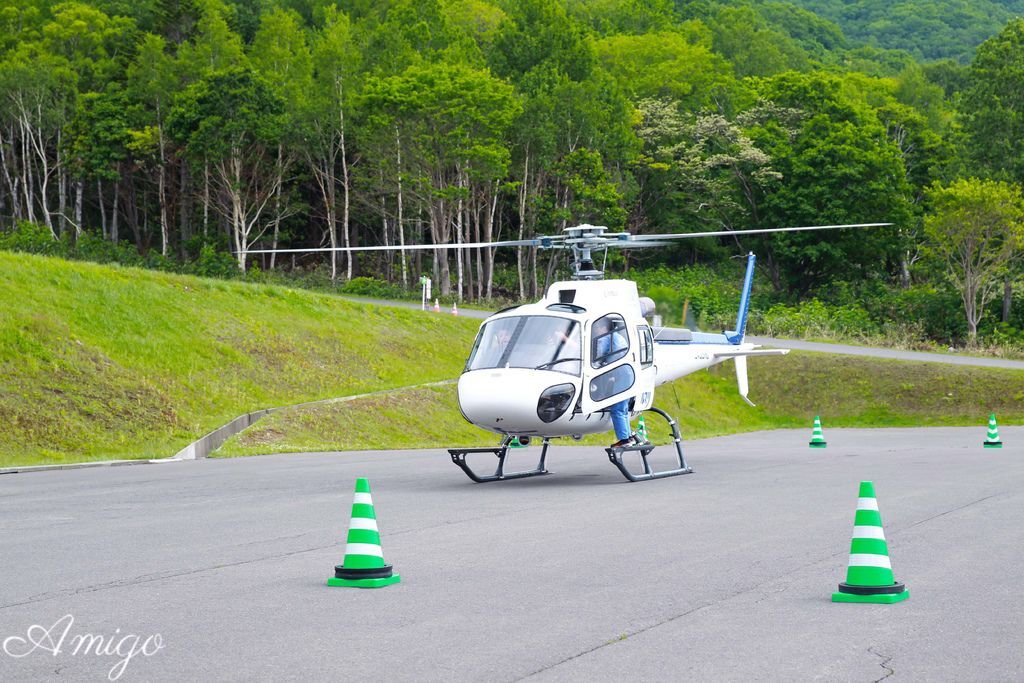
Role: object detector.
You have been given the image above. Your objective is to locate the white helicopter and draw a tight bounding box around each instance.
[249,222,888,482]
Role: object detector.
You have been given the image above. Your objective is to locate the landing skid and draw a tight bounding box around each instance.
[449,408,691,483]
[449,436,551,483]
[606,407,693,482]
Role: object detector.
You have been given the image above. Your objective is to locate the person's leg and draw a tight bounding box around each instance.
[610,399,631,441]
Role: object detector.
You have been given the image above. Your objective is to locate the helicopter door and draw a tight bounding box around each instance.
[581,313,640,414]
[632,324,656,412]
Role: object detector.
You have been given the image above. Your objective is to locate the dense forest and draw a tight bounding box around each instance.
[779,0,1024,62]
[2,0,1024,345]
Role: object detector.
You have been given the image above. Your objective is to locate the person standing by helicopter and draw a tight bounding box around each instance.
[592,316,639,448]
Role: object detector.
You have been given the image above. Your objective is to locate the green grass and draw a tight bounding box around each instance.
[217,351,1024,456]
[5,250,1023,467]
[0,251,481,467]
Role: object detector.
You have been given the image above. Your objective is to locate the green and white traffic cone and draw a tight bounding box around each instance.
[832,481,909,604]
[328,478,401,588]
[508,436,524,448]
[636,414,649,444]
[984,413,1003,449]
[809,415,828,448]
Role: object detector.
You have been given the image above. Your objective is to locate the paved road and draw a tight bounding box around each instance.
[2,427,1023,681]
[746,336,1024,370]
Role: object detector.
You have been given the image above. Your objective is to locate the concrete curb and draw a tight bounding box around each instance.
[0,459,151,475]
[0,380,457,475]
[167,408,277,461]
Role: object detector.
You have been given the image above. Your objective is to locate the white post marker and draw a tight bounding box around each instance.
[420,276,432,310]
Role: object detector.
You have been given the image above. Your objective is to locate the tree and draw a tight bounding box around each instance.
[65,87,132,241]
[629,97,784,266]
[489,0,593,83]
[127,33,178,254]
[552,148,625,228]
[304,7,361,280]
[40,2,137,93]
[705,5,810,78]
[176,0,245,77]
[961,19,1024,183]
[748,71,914,293]
[678,111,782,237]
[167,67,286,271]
[565,0,675,35]
[250,8,312,268]
[924,178,1024,342]
[359,62,520,296]
[357,0,477,76]
[0,44,77,236]
[593,29,735,109]
[175,0,247,238]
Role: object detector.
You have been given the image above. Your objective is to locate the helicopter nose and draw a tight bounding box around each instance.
[458,369,572,432]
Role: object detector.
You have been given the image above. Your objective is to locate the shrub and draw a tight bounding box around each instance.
[186,245,241,279]
[74,232,145,266]
[634,264,740,328]
[987,322,1024,348]
[338,276,409,299]
[752,299,878,339]
[0,221,64,255]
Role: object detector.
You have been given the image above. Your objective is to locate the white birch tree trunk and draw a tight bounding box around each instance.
[486,185,498,299]
[158,124,169,256]
[395,126,407,287]
[203,159,210,236]
[111,178,120,243]
[73,180,83,236]
[97,178,106,238]
[516,151,529,299]
[20,118,36,225]
[455,168,464,300]
[339,82,352,281]
[57,132,65,235]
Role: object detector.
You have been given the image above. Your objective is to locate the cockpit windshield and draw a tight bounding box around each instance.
[465,316,582,376]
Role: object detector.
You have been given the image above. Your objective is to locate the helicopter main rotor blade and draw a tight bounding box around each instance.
[612,240,675,248]
[627,222,892,242]
[244,237,558,255]
[242,222,890,256]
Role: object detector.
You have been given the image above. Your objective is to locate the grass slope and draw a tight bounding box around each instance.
[0,251,481,467]
[4,250,1022,468]
[217,352,1024,456]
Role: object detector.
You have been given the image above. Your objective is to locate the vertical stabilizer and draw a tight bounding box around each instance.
[735,355,755,406]
[726,253,755,344]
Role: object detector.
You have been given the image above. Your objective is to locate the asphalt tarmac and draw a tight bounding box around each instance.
[2,427,1023,681]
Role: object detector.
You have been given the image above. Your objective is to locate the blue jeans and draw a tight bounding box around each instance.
[609,399,631,440]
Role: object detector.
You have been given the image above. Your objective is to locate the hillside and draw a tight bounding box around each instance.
[772,0,1024,61]
[0,251,481,467]
[3,251,1023,468]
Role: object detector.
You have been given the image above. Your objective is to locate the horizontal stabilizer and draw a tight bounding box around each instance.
[652,327,693,342]
[713,349,790,359]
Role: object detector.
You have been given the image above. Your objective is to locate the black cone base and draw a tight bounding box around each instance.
[334,563,395,580]
[836,581,906,596]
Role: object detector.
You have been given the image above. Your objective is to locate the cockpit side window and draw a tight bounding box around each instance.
[591,314,629,369]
